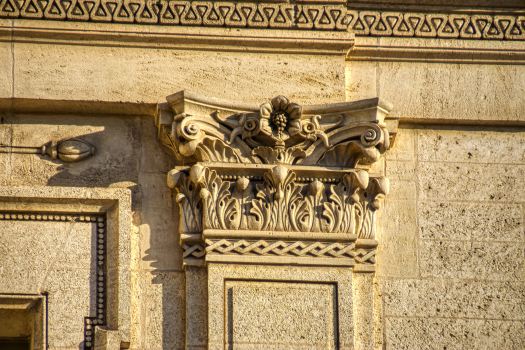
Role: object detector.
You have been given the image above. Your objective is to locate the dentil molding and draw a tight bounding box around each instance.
[156,91,397,272]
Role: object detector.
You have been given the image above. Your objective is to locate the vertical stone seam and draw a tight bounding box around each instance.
[414,127,421,279]
[10,19,14,103]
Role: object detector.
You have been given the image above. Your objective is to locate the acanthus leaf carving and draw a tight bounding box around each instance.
[250,165,304,231]
[229,177,254,230]
[252,146,306,165]
[323,170,368,234]
[173,164,388,237]
[174,172,203,234]
[358,176,389,239]
[195,138,240,163]
[190,164,238,230]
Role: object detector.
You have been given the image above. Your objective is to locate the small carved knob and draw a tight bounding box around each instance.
[43,139,95,163]
[57,139,95,162]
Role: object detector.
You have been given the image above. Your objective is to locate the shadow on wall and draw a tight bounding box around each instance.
[0,114,184,348]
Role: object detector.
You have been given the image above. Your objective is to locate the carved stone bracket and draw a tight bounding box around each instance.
[156,91,397,272]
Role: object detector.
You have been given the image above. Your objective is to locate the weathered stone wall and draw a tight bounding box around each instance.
[375,126,525,349]
[1,10,525,349]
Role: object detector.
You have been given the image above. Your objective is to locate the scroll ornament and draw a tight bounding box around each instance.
[160,93,392,168]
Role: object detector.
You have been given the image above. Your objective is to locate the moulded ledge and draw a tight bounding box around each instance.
[205,254,355,266]
[0,19,355,56]
[203,229,358,242]
[353,264,376,272]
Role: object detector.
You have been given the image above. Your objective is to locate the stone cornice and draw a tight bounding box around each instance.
[1,0,524,42]
[0,18,355,55]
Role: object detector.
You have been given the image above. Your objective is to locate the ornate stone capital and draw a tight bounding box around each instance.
[156,91,397,271]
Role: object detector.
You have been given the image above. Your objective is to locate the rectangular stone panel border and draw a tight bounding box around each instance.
[207,263,355,350]
[0,186,132,345]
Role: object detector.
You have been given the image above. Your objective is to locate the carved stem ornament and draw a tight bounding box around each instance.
[0,138,95,163]
[156,91,397,270]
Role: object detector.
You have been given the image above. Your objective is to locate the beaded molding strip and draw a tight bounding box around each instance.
[0,212,107,350]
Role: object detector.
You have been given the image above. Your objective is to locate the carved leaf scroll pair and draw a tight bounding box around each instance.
[165,94,391,168]
[174,164,389,239]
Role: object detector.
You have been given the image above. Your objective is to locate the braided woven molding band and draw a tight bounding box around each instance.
[205,239,356,259]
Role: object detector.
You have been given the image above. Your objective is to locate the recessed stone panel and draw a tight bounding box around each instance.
[225,280,338,350]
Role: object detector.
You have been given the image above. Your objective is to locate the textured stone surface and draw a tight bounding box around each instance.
[420,240,525,281]
[418,129,525,164]
[418,162,525,202]
[228,281,337,349]
[10,43,345,105]
[376,200,418,278]
[1,12,525,349]
[419,202,524,241]
[383,279,525,321]
[346,59,525,123]
[208,264,354,350]
[386,317,525,350]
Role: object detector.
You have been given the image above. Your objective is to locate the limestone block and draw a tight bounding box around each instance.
[141,271,185,350]
[385,317,525,350]
[138,172,181,271]
[383,279,525,321]
[387,179,417,200]
[420,240,525,281]
[419,202,524,241]
[53,222,98,269]
[44,268,95,349]
[185,267,207,350]
[376,200,418,278]
[418,129,525,164]
[418,162,525,202]
[1,114,141,188]
[139,117,174,174]
[345,61,377,102]
[353,273,374,350]
[386,128,416,161]
[364,60,525,123]
[228,281,338,349]
[386,160,416,181]
[0,41,12,100]
[12,43,345,105]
